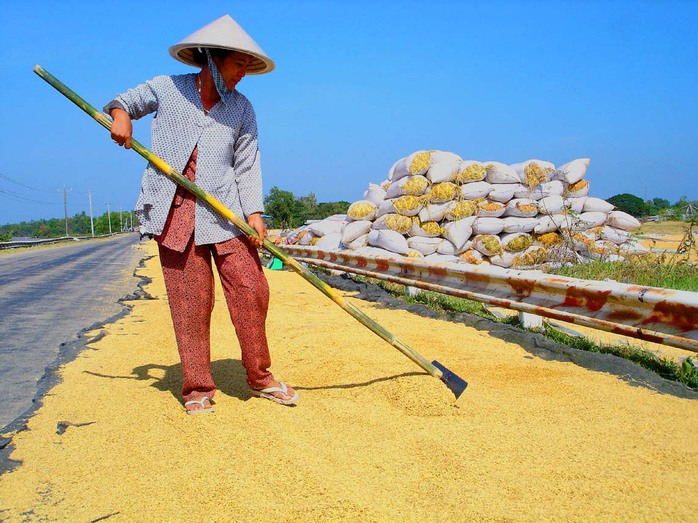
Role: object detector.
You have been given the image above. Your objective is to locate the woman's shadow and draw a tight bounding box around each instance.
[85,358,251,403]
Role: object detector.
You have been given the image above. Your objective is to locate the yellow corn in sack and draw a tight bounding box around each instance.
[501,232,533,252]
[566,179,590,198]
[459,249,485,264]
[392,195,422,216]
[523,162,552,188]
[373,213,412,235]
[347,200,377,221]
[445,200,477,220]
[534,231,563,247]
[454,161,486,183]
[427,182,459,203]
[512,246,548,267]
[409,217,442,238]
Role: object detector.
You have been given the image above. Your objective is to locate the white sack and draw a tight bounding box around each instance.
[575,211,608,230]
[618,240,650,255]
[460,181,493,200]
[437,239,472,256]
[489,252,515,268]
[564,197,587,213]
[600,225,631,244]
[553,158,590,184]
[502,216,539,233]
[390,150,433,181]
[583,197,614,213]
[441,217,475,249]
[472,217,505,235]
[407,236,443,255]
[534,214,568,234]
[484,161,520,184]
[341,220,373,243]
[488,183,519,203]
[606,210,641,231]
[538,195,565,215]
[313,232,342,250]
[367,229,410,255]
[344,233,369,250]
[418,202,451,223]
[310,219,344,237]
[363,183,387,206]
[426,151,462,183]
[504,199,539,218]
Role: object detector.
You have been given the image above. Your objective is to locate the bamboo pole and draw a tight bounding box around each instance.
[33,65,467,398]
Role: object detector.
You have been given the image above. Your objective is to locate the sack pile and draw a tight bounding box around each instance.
[288,150,649,268]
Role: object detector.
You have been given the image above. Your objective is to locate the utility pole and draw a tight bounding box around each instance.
[106,202,112,235]
[119,206,123,232]
[63,186,70,237]
[87,190,95,237]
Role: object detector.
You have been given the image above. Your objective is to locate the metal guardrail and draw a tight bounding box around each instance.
[0,233,123,250]
[282,246,698,353]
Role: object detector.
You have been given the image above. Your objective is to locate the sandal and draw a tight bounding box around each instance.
[250,382,299,406]
[184,396,214,415]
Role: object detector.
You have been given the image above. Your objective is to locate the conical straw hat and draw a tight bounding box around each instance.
[169,14,274,74]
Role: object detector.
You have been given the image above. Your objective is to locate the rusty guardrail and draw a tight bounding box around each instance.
[282,246,698,353]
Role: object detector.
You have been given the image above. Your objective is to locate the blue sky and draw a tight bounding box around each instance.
[1,0,696,225]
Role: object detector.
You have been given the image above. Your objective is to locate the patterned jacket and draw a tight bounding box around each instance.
[104,73,265,245]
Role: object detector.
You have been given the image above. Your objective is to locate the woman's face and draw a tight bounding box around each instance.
[213,51,252,90]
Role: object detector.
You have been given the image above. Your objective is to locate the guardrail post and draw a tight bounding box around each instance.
[519,312,544,330]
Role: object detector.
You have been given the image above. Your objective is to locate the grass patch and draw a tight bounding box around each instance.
[548,256,698,292]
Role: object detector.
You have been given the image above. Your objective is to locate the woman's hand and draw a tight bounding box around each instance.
[246,213,267,248]
[110,108,133,149]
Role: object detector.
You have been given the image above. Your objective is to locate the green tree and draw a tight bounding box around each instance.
[264,186,300,229]
[652,198,670,210]
[607,193,647,217]
[296,192,319,222]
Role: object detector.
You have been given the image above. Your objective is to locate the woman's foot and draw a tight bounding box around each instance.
[184,395,214,415]
[250,381,298,406]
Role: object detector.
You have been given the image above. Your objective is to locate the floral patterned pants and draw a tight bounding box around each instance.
[158,236,273,402]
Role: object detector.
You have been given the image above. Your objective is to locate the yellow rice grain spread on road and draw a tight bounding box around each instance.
[1,241,697,522]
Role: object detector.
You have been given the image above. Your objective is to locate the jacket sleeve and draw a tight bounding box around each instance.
[233,99,265,217]
[103,77,161,120]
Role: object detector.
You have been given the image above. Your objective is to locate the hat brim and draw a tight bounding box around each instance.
[169,45,275,75]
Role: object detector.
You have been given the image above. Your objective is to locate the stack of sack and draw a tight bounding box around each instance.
[287,150,648,268]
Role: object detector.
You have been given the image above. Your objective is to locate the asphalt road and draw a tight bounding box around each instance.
[0,234,146,431]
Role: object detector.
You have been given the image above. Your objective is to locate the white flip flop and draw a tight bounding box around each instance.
[184,396,215,415]
[250,382,299,406]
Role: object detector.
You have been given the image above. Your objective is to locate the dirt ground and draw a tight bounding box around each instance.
[1,241,697,522]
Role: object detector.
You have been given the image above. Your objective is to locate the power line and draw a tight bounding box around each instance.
[0,172,58,193]
[0,188,62,205]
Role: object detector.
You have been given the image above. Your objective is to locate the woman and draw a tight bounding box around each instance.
[107,15,298,413]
